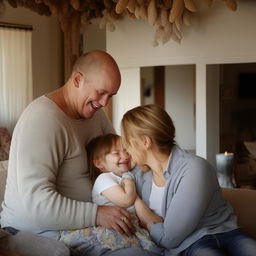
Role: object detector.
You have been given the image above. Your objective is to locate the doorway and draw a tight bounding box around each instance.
[140,64,196,154]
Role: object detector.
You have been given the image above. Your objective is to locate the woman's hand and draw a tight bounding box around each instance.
[96,205,136,236]
[134,196,163,230]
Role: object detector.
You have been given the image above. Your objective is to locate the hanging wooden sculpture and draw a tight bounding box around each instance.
[0,0,237,77]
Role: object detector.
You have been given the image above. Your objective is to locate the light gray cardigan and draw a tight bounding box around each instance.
[134,146,238,256]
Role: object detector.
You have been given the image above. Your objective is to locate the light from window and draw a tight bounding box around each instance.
[0,26,33,133]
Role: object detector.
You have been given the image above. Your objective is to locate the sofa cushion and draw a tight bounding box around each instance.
[0,127,11,161]
[0,161,8,211]
[0,228,11,238]
[222,188,256,239]
[244,141,256,160]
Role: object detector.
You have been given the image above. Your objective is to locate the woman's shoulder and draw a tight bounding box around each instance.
[173,146,210,164]
[170,146,215,175]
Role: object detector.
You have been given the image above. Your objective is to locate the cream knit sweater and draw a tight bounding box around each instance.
[1,96,114,233]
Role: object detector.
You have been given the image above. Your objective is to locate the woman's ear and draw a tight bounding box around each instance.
[93,158,104,169]
[142,135,152,149]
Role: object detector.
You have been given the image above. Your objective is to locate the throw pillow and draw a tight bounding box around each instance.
[0,168,7,211]
[0,147,9,161]
[0,228,11,239]
[0,127,11,161]
[244,141,256,160]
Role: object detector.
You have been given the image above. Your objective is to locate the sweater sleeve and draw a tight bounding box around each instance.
[13,109,97,230]
[150,159,217,249]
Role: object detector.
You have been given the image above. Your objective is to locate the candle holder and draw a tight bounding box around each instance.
[215,152,235,188]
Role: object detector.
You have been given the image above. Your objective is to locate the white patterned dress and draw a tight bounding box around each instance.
[59,172,163,256]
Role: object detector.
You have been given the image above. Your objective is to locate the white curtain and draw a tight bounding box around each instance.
[0,27,33,133]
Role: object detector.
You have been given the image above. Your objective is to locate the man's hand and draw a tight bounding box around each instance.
[96,205,136,236]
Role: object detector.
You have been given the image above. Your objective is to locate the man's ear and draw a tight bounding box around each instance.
[93,158,104,169]
[142,135,152,149]
[73,72,83,88]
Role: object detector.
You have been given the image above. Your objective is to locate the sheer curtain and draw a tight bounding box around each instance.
[0,27,33,133]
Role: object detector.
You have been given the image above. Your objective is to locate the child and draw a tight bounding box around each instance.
[60,133,163,256]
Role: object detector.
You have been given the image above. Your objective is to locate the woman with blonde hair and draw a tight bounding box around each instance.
[121,104,256,256]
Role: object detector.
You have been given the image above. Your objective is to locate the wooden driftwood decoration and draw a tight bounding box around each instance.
[1,0,238,74]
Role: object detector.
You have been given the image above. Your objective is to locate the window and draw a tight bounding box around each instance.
[0,24,33,133]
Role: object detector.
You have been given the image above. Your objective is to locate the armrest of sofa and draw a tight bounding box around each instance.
[222,188,256,239]
[0,231,70,256]
[0,249,24,256]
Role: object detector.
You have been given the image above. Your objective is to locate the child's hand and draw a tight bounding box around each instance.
[122,171,135,181]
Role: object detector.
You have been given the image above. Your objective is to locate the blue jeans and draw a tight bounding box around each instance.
[182,229,256,256]
[104,247,160,256]
[3,226,19,235]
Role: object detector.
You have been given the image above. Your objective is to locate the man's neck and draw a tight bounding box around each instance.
[47,86,79,119]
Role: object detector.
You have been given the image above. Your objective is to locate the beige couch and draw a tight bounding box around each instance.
[222,188,256,239]
[0,161,70,256]
[1,161,256,255]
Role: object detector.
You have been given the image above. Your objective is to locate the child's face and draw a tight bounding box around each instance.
[99,139,132,176]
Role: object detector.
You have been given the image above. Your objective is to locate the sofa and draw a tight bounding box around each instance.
[0,161,70,256]
[234,140,256,189]
[1,161,256,255]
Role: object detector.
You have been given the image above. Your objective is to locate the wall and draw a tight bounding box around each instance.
[220,63,256,152]
[113,67,141,134]
[141,67,154,105]
[206,65,220,166]
[141,65,195,152]
[107,1,256,67]
[82,21,106,53]
[165,65,195,151]
[222,63,256,131]
[106,0,256,164]
[1,4,63,99]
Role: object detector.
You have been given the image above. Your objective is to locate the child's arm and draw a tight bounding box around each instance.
[134,196,163,231]
[102,178,137,208]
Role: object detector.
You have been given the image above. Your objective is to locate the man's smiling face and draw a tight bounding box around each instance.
[75,69,120,119]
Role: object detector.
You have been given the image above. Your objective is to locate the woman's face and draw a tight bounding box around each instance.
[126,136,147,168]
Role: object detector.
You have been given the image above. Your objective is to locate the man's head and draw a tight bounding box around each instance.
[67,50,121,119]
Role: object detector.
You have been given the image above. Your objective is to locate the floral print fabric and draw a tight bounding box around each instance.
[0,128,11,161]
[60,219,159,254]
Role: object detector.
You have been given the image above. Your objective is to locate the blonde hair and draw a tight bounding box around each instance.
[121,104,176,155]
[87,133,120,183]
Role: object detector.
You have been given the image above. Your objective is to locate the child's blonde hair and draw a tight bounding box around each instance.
[87,133,120,183]
[121,104,176,155]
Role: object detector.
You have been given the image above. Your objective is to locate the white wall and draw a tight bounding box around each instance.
[165,65,195,152]
[1,4,63,98]
[106,0,256,163]
[112,67,141,134]
[107,1,256,67]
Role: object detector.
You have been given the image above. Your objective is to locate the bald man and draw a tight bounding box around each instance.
[1,51,154,256]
